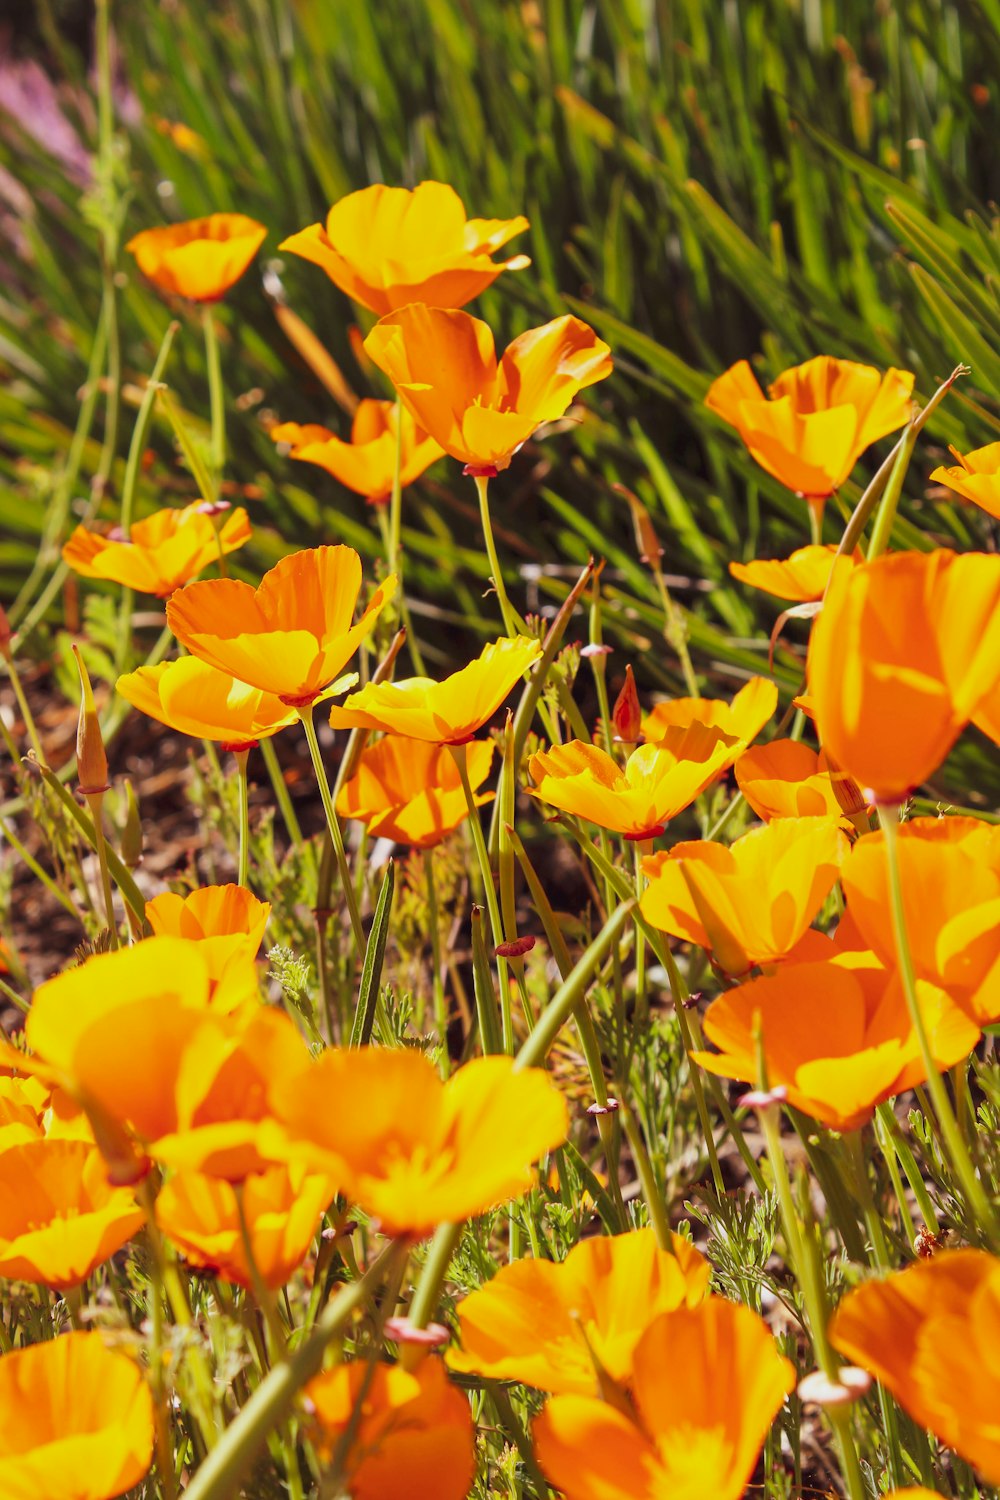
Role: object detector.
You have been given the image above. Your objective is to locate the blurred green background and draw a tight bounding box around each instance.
[1,0,998,797]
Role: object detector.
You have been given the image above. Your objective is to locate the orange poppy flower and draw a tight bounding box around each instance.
[734,740,865,827]
[729,544,859,602]
[0,1331,154,1499]
[528,724,737,841]
[126,212,266,301]
[264,1051,567,1237]
[166,545,396,706]
[279,180,528,316]
[706,355,914,499]
[272,401,444,505]
[830,1249,1000,1482]
[306,1356,475,1500]
[0,1076,47,1152]
[641,817,848,974]
[156,1163,333,1289]
[0,1140,143,1289]
[337,737,494,848]
[116,657,300,750]
[640,676,777,768]
[62,502,251,598]
[146,884,271,994]
[841,817,1000,1026]
[692,953,980,1131]
[533,1298,795,1500]
[930,441,1000,521]
[364,305,612,474]
[328,635,541,744]
[448,1228,709,1395]
[974,679,1000,747]
[808,549,1000,802]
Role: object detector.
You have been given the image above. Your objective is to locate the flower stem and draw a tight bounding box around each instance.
[450,740,514,1053]
[423,848,450,1071]
[474,474,521,638]
[201,303,225,488]
[878,805,1000,1248]
[85,790,119,949]
[298,705,365,953]
[4,652,45,763]
[620,1097,672,1251]
[259,735,304,847]
[234,748,250,889]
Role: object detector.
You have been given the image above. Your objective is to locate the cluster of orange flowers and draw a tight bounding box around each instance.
[6,175,1000,1500]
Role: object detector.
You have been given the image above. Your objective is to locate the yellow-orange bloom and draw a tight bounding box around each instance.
[126,213,266,301]
[364,305,612,473]
[706,355,914,499]
[306,1356,475,1500]
[641,818,849,974]
[830,1249,1000,1482]
[337,736,494,848]
[62,502,251,598]
[146,883,271,990]
[729,544,859,602]
[448,1228,709,1394]
[0,1140,142,1289]
[930,440,1000,521]
[280,180,528,315]
[0,1331,154,1499]
[272,401,443,505]
[167,545,395,706]
[116,657,300,749]
[329,635,540,744]
[640,676,777,768]
[533,1298,795,1500]
[842,817,1000,1025]
[692,953,979,1131]
[264,1051,567,1237]
[156,1163,333,1289]
[528,725,739,841]
[808,549,1000,802]
[734,739,866,828]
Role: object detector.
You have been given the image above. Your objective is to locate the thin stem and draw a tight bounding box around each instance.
[388,395,403,579]
[867,419,917,560]
[297,705,365,952]
[85,790,119,949]
[5,655,44,762]
[652,563,699,698]
[235,749,250,889]
[875,1102,939,1234]
[474,474,520,638]
[620,1099,673,1251]
[259,735,303,846]
[878,806,1000,1248]
[450,741,514,1053]
[202,304,225,487]
[423,848,449,1070]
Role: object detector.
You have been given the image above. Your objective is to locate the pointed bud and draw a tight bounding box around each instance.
[612,664,642,743]
[72,646,109,796]
[120,779,143,869]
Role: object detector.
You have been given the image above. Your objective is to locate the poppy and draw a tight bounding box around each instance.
[641,817,849,974]
[126,213,266,301]
[328,636,540,743]
[166,545,395,706]
[691,953,979,1131]
[145,884,271,992]
[264,1050,567,1237]
[280,180,528,315]
[0,1331,154,1499]
[829,1249,1000,1482]
[974,679,1000,747]
[337,736,495,848]
[841,817,1000,1025]
[306,1356,475,1500]
[116,657,301,749]
[448,1227,709,1394]
[533,1298,795,1500]
[640,676,777,767]
[156,1163,333,1289]
[528,724,738,841]
[706,354,914,501]
[930,441,1000,522]
[272,401,443,505]
[62,502,251,598]
[363,305,612,474]
[0,1140,143,1289]
[807,549,1000,802]
[734,740,865,827]
[729,544,859,603]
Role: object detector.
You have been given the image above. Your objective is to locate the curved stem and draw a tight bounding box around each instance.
[474,474,520,638]
[450,740,513,1053]
[298,705,365,952]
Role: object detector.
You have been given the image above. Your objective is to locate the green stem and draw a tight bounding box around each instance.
[259,735,303,846]
[235,749,250,889]
[867,419,917,561]
[620,1098,672,1251]
[298,705,365,952]
[5,654,45,763]
[516,899,636,1071]
[875,1102,939,1234]
[85,790,119,949]
[388,395,403,580]
[201,303,225,488]
[450,740,513,1053]
[474,474,521,638]
[878,806,1000,1248]
[423,848,449,1070]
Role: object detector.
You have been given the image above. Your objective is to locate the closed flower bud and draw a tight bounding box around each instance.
[72,646,109,796]
[612,664,642,743]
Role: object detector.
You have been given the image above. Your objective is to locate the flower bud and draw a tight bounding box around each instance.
[119,779,143,869]
[72,646,109,797]
[612,664,641,743]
